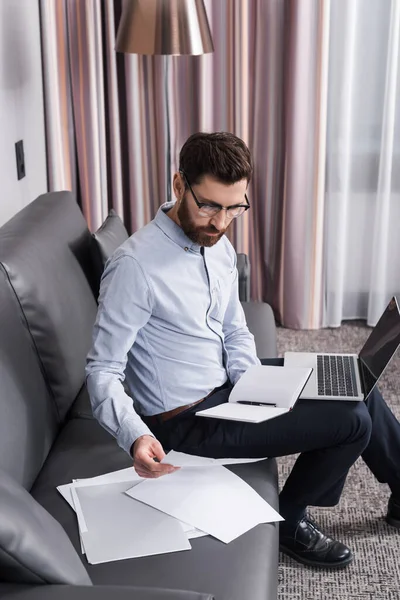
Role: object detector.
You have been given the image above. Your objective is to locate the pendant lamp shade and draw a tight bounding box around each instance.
[115,0,214,56]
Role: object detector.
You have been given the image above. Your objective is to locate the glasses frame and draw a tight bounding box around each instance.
[179,170,250,219]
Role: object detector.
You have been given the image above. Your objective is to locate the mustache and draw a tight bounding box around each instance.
[200,227,222,234]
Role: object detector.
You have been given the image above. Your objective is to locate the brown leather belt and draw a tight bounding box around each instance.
[145,382,229,425]
[145,397,205,424]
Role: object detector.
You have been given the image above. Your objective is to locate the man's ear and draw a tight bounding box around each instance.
[172,172,185,201]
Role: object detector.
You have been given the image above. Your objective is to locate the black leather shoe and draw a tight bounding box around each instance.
[386,495,400,529]
[280,515,353,568]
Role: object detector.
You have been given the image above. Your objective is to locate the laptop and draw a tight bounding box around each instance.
[284,296,400,401]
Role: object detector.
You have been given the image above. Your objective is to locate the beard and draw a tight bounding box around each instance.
[177,197,228,247]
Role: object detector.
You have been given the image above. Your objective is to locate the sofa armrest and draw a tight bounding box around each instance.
[241,301,277,358]
[0,585,215,600]
[236,253,250,302]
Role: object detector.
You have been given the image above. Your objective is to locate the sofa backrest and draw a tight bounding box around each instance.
[0,192,99,455]
[0,267,58,489]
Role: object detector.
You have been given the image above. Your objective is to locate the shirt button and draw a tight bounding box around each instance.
[184,246,189,251]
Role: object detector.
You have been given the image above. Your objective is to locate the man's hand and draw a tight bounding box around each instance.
[132,435,179,478]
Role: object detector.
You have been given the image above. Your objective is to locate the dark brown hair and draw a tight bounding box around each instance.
[179,132,253,187]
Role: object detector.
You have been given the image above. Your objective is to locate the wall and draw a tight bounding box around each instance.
[0,0,47,226]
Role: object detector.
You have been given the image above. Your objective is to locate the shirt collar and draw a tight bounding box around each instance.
[154,201,202,254]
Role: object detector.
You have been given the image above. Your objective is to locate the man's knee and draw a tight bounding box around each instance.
[348,401,372,445]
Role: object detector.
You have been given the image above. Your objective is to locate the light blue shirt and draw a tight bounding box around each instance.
[86,201,260,454]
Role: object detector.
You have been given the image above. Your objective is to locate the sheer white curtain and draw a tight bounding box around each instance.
[324,0,400,327]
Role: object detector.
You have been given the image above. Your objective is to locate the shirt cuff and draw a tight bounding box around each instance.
[116,417,154,456]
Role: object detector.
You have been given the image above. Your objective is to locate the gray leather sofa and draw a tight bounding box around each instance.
[0,192,279,600]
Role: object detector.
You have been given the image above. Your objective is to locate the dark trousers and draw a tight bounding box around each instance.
[145,358,400,509]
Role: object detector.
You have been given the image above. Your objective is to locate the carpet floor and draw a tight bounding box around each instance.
[276,321,400,600]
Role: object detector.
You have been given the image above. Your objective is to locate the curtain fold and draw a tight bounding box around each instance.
[276,0,329,328]
[40,0,76,195]
[124,54,167,232]
[66,0,108,231]
[103,0,124,220]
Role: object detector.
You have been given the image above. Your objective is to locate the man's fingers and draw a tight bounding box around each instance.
[132,436,179,478]
[134,465,175,478]
[134,456,178,477]
[135,468,161,479]
[150,441,166,463]
[135,451,175,472]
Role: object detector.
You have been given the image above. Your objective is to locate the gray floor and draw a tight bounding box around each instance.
[276,321,400,600]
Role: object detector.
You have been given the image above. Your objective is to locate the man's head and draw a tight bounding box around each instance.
[170,132,252,247]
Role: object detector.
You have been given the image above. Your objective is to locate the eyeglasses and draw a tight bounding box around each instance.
[179,171,250,219]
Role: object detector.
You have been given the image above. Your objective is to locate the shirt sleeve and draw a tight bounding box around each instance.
[222,265,261,385]
[85,253,154,454]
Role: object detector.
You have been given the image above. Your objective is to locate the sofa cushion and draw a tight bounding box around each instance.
[93,209,129,266]
[31,417,278,600]
[0,267,58,489]
[0,192,98,422]
[0,469,91,586]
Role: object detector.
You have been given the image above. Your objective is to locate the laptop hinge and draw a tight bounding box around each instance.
[357,357,365,396]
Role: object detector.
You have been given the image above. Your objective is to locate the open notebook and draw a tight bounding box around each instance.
[196,365,313,423]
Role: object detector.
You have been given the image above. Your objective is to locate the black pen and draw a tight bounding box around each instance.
[237,401,276,407]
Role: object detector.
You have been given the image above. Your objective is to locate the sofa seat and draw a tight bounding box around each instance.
[31,415,279,600]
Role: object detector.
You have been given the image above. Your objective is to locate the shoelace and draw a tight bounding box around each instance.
[303,513,320,531]
[298,513,333,552]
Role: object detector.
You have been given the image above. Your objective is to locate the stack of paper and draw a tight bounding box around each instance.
[57,467,193,564]
[57,452,282,564]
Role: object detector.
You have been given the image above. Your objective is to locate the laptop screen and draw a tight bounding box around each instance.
[359,297,400,398]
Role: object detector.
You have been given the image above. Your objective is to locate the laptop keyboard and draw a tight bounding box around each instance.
[316,355,359,397]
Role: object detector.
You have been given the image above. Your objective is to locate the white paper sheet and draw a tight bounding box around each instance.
[75,467,141,485]
[57,485,86,553]
[126,466,283,544]
[163,450,269,467]
[70,486,88,533]
[196,403,290,423]
[75,481,191,564]
[57,467,142,509]
[57,483,77,510]
[229,365,313,406]
[185,528,208,540]
[196,365,312,422]
[57,466,207,546]
[180,520,208,539]
[57,467,144,553]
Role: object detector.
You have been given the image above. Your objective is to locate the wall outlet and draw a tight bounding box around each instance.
[15,140,25,180]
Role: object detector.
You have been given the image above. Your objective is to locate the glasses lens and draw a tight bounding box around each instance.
[227,206,246,218]
[197,205,247,218]
[198,205,220,217]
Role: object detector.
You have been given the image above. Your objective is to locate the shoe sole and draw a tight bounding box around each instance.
[280,544,354,569]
